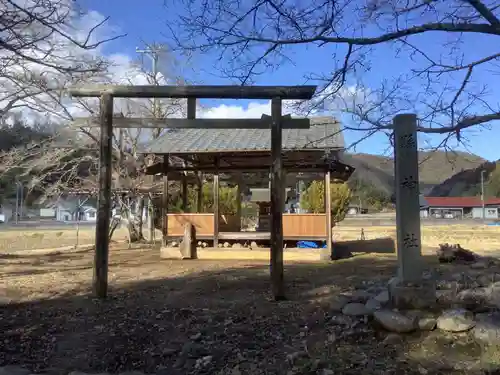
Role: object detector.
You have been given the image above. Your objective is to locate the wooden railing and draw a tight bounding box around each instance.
[164,213,331,239]
[258,213,331,238]
[283,213,329,237]
[165,213,215,236]
[164,213,242,236]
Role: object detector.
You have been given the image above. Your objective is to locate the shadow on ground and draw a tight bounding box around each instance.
[0,254,497,374]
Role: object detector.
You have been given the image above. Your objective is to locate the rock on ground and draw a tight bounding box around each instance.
[330,295,350,312]
[343,290,372,303]
[418,317,437,331]
[373,310,417,333]
[0,366,32,375]
[436,289,457,305]
[473,312,500,346]
[342,303,370,316]
[437,308,475,332]
[365,298,382,312]
[374,290,389,304]
[456,288,489,308]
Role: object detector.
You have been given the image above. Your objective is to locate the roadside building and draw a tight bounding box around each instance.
[421,197,500,219]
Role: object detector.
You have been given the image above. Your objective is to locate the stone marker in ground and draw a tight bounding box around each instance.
[389,114,436,310]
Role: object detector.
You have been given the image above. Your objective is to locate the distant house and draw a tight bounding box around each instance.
[421,196,500,219]
[40,196,97,222]
[0,202,14,223]
[80,205,97,222]
[347,205,369,215]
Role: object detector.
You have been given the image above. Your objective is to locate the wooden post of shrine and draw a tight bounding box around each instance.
[162,156,169,246]
[324,169,333,258]
[213,158,220,248]
[270,97,285,300]
[93,93,114,299]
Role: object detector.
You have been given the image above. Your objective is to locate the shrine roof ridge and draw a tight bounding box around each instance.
[139,116,343,155]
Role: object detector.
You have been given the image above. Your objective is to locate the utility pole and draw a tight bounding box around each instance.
[136,44,164,120]
[481,170,486,220]
[136,44,165,243]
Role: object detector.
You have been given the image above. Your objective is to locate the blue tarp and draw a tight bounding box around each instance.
[297,241,327,248]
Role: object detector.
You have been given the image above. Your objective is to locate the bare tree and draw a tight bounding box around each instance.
[0,0,122,121]
[0,52,186,242]
[166,0,500,146]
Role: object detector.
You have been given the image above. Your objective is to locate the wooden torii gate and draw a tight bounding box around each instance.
[68,85,316,300]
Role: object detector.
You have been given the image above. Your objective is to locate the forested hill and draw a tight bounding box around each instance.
[344,151,486,196]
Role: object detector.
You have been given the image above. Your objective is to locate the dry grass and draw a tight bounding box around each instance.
[1,224,500,254]
[335,224,500,252]
[0,227,130,252]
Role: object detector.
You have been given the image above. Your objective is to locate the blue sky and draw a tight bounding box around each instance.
[82,0,499,161]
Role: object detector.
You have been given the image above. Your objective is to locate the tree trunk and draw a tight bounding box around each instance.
[136,196,145,239]
[108,216,120,240]
[122,196,144,243]
[107,196,146,244]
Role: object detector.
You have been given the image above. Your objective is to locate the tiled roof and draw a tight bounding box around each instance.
[424,197,500,208]
[139,117,343,154]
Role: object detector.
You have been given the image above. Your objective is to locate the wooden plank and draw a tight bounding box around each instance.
[270,97,285,301]
[162,156,169,246]
[325,170,333,258]
[71,117,310,129]
[93,93,113,299]
[219,232,271,241]
[169,232,332,241]
[213,167,220,248]
[68,85,317,99]
[166,213,215,236]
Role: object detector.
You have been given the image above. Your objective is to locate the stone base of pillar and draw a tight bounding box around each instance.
[160,246,183,260]
[388,276,437,310]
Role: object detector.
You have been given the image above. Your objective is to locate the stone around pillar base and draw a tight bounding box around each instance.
[388,276,437,310]
[160,246,183,260]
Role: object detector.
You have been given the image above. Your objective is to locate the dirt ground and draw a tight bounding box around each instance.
[2,245,500,374]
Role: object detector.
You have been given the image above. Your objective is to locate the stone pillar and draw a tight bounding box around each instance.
[394,113,422,282]
[389,113,435,309]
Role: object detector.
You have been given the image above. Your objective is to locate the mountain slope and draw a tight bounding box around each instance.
[428,161,499,197]
[343,151,486,196]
